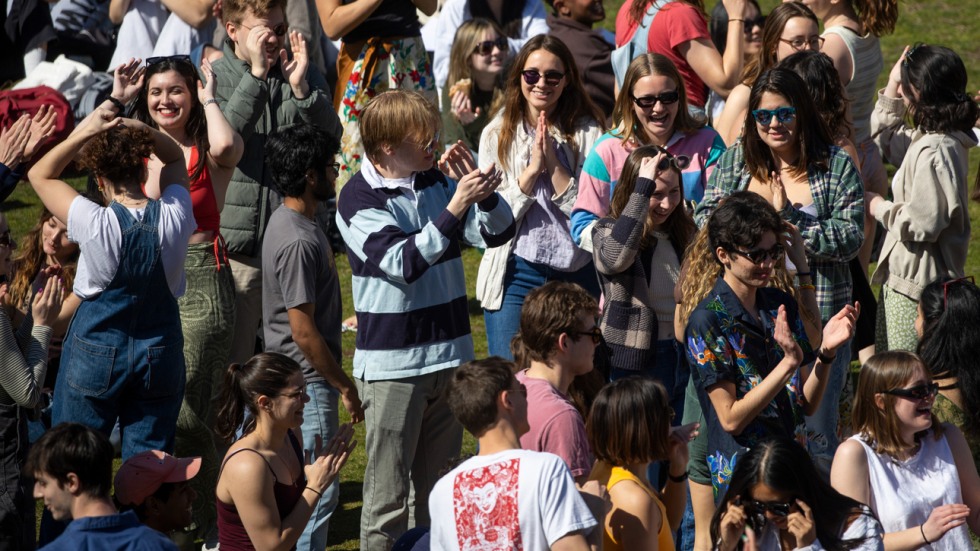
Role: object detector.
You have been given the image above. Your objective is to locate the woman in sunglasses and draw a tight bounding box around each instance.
[695,67,863,472]
[707,0,765,124]
[865,45,979,354]
[475,34,605,359]
[571,53,725,254]
[713,437,883,551]
[713,2,822,146]
[831,351,980,550]
[587,376,697,550]
[916,277,980,471]
[441,18,509,156]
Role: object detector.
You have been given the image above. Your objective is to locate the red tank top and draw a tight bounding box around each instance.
[188,145,221,233]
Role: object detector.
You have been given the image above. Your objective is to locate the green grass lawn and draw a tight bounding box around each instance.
[6,0,980,547]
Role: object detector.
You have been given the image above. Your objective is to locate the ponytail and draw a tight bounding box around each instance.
[213,353,302,443]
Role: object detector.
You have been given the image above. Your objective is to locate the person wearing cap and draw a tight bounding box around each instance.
[114,450,202,537]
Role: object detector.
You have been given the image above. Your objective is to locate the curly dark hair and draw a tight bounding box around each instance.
[901,44,979,135]
[75,126,153,186]
[778,51,852,142]
[707,190,783,259]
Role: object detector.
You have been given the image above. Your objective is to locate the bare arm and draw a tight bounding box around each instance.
[161,0,215,28]
[821,32,854,87]
[287,305,363,423]
[609,482,666,550]
[714,84,750,147]
[550,533,592,551]
[315,0,384,40]
[200,59,245,171]
[678,32,743,98]
[108,0,130,24]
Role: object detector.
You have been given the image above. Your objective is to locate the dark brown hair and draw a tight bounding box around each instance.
[446,357,517,437]
[25,423,115,499]
[76,126,153,187]
[740,2,818,86]
[214,352,302,443]
[222,0,286,24]
[511,281,598,368]
[587,377,671,466]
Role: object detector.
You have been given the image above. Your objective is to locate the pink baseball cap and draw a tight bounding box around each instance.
[114,450,201,506]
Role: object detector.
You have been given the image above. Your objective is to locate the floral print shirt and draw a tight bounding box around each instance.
[685,276,817,499]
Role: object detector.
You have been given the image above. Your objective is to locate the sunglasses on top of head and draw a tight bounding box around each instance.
[882,382,939,401]
[522,70,564,87]
[473,37,508,56]
[631,90,680,108]
[145,54,193,68]
[653,146,691,172]
[751,106,796,126]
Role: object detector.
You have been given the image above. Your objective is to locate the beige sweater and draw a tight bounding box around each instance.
[870,90,977,300]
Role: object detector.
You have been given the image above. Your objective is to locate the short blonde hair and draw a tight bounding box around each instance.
[359,90,440,162]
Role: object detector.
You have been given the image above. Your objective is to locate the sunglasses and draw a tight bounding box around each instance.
[631,90,680,108]
[742,16,766,33]
[751,106,796,126]
[653,146,692,172]
[570,326,602,345]
[745,499,793,518]
[903,43,924,67]
[238,21,288,37]
[522,70,564,87]
[943,275,975,309]
[778,36,825,51]
[146,54,193,67]
[474,37,508,56]
[278,385,308,400]
[882,382,939,401]
[730,243,784,264]
[405,133,440,154]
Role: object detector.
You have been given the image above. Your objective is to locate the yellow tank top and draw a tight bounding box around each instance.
[597,466,674,551]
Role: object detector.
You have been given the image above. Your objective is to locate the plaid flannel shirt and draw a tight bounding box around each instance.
[694,144,864,321]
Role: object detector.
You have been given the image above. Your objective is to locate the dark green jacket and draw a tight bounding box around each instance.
[211,39,341,257]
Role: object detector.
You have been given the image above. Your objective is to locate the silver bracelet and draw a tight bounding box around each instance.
[202,98,219,108]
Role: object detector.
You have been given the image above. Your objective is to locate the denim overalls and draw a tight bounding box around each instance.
[53,200,185,459]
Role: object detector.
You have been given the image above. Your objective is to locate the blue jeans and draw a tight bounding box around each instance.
[805,341,851,476]
[484,255,601,359]
[297,380,339,551]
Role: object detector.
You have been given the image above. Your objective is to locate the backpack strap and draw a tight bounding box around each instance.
[611,2,665,88]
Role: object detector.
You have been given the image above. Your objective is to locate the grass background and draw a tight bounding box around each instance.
[6,0,979,548]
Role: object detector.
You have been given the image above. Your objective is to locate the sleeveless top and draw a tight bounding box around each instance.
[603,466,674,551]
[821,26,882,142]
[188,145,221,233]
[216,431,306,551]
[851,431,972,550]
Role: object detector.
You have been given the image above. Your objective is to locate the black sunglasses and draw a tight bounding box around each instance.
[146,54,193,67]
[522,70,564,87]
[743,16,765,33]
[474,37,508,56]
[745,499,793,518]
[730,243,784,264]
[570,326,602,345]
[882,382,939,401]
[653,146,691,172]
[631,90,680,108]
[751,106,796,126]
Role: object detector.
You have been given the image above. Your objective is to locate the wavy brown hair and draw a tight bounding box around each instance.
[613,53,705,147]
[851,0,898,37]
[10,209,78,312]
[495,35,604,173]
[778,50,852,142]
[76,126,154,187]
[851,351,943,460]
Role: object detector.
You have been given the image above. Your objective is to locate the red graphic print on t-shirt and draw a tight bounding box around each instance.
[452,458,522,549]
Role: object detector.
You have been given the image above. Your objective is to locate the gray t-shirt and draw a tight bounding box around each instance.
[261,205,342,382]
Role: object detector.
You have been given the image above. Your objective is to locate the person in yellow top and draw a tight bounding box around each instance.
[587,377,698,550]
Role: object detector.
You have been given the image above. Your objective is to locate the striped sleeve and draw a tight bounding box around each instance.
[0,309,52,407]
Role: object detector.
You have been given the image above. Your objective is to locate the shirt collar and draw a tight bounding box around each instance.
[67,510,141,532]
[711,275,768,330]
[361,157,416,192]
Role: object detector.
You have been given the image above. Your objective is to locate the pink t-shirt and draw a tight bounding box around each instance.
[615,1,711,108]
[515,370,593,478]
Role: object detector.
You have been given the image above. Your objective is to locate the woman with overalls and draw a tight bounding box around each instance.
[28,104,196,461]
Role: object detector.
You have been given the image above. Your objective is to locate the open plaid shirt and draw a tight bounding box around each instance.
[694,143,864,322]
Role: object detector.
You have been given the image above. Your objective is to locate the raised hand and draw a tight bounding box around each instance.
[438,141,478,180]
[769,170,788,212]
[786,499,817,548]
[32,276,65,328]
[24,105,58,161]
[821,302,860,355]
[885,45,909,98]
[303,423,356,493]
[111,58,146,105]
[77,107,125,137]
[773,304,803,366]
[198,58,218,105]
[245,26,274,79]
[281,30,309,95]
[638,153,665,182]
[667,422,699,466]
[782,221,808,271]
[0,115,31,167]
[451,91,479,124]
[718,498,748,551]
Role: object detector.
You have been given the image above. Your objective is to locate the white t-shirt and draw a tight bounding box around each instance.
[108,0,169,70]
[429,449,597,549]
[67,186,196,299]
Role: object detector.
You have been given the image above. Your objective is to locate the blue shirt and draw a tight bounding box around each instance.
[41,510,177,551]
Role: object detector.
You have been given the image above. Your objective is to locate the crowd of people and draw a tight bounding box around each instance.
[1,0,980,550]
